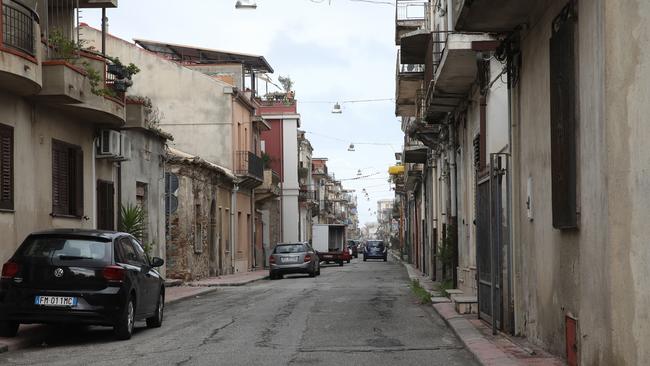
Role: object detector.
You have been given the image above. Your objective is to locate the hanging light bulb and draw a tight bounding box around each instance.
[235,0,258,9]
[357,169,362,176]
[332,102,343,114]
[347,143,355,152]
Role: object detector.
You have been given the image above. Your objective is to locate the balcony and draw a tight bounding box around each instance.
[0,0,42,95]
[395,49,424,117]
[255,169,281,203]
[403,138,427,164]
[38,50,126,126]
[405,163,424,191]
[424,32,496,123]
[236,151,264,187]
[453,0,541,33]
[299,187,318,204]
[395,0,429,45]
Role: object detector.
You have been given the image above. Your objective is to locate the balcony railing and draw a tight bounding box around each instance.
[2,0,38,56]
[299,188,317,202]
[397,50,424,74]
[236,151,264,180]
[396,0,427,22]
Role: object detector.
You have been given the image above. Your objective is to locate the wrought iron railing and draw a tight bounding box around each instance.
[397,49,425,74]
[396,0,427,22]
[1,0,38,56]
[236,151,264,180]
[299,188,317,202]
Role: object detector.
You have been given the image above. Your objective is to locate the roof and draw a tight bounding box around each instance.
[167,147,236,180]
[28,229,124,240]
[134,39,274,73]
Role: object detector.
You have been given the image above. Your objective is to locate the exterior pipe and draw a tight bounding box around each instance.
[231,183,239,274]
[91,137,97,228]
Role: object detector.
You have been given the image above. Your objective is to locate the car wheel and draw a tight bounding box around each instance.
[146,291,164,328]
[309,267,316,277]
[363,256,367,262]
[316,267,321,276]
[338,260,344,266]
[384,256,387,262]
[347,259,350,263]
[0,321,19,337]
[114,296,135,340]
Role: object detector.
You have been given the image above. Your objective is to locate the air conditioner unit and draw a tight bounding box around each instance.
[97,130,120,158]
[115,133,132,161]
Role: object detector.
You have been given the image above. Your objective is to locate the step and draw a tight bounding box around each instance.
[431,296,452,304]
[453,296,478,314]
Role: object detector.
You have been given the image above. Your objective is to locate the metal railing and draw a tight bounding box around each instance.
[397,49,425,74]
[299,188,317,202]
[396,0,427,21]
[1,0,38,56]
[236,151,264,180]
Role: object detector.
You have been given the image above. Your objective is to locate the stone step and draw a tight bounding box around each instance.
[431,296,452,304]
[453,296,478,314]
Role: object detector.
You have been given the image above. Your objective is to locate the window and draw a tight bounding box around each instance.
[0,124,13,210]
[136,182,148,242]
[52,140,83,217]
[129,237,148,265]
[549,2,578,229]
[115,237,138,264]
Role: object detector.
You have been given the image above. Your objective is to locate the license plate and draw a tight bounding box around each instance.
[35,296,78,307]
[280,256,299,263]
[322,255,332,259]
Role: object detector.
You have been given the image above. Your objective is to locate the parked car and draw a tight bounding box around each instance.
[0,229,166,340]
[363,240,387,262]
[347,240,360,259]
[269,242,320,279]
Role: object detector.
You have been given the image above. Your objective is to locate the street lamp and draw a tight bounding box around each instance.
[331,102,343,114]
[235,0,257,9]
[347,143,355,152]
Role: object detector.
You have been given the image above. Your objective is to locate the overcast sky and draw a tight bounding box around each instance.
[85,0,402,226]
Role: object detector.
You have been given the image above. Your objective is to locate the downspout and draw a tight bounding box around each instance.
[449,124,458,287]
[92,137,97,228]
[231,183,238,274]
[251,187,256,269]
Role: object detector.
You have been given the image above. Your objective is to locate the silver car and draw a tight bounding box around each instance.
[269,242,320,280]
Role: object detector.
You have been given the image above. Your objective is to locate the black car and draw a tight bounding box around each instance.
[347,240,360,258]
[0,229,165,340]
[363,240,387,261]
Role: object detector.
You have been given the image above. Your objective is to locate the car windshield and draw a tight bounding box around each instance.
[275,244,306,254]
[17,237,111,261]
[368,242,384,248]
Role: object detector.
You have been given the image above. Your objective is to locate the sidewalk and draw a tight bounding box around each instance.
[392,252,565,366]
[0,269,269,353]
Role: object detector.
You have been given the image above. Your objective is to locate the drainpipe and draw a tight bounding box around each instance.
[92,137,97,228]
[251,187,256,270]
[449,124,458,288]
[230,183,239,274]
[446,0,454,31]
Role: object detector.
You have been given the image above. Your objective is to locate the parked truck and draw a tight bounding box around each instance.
[312,224,350,266]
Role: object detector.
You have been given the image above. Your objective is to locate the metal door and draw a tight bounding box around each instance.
[476,154,509,332]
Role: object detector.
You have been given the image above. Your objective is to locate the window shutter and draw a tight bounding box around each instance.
[74,147,84,217]
[549,3,577,229]
[52,142,70,215]
[0,125,13,210]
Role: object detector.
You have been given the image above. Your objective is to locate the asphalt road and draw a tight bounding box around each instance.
[0,256,478,366]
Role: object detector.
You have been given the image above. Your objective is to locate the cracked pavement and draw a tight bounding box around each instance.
[0,257,478,365]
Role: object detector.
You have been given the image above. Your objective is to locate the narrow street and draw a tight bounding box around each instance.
[0,258,477,366]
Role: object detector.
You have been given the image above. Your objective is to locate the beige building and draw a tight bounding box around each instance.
[393,0,650,364]
[81,28,273,275]
[0,0,132,263]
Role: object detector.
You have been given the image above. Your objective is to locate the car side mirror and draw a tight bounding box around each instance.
[150,257,164,267]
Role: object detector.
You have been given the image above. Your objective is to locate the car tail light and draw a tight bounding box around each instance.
[304,254,312,262]
[269,256,276,264]
[102,265,125,282]
[1,261,19,279]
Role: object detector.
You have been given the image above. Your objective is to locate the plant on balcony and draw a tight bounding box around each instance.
[261,152,271,168]
[298,166,310,180]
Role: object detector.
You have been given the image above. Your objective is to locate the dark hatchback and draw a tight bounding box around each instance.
[0,229,165,340]
[363,240,387,261]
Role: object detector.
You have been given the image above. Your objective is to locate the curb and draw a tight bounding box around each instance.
[164,286,220,306]
[188,275,269,287]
